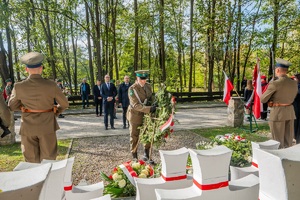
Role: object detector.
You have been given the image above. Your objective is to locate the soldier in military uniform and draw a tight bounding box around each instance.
[8,52,69,163]
[127,70,156,162]
[261,58,298,148]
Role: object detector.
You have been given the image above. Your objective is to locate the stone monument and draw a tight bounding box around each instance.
[227,97,244,127]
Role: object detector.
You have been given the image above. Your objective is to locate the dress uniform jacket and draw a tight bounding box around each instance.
[261,75,298,148]
[127,82,152,125]
[127,82,153,153]
[8,74,69,136]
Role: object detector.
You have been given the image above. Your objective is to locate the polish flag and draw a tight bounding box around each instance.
[252,59,262,119]
[223,71,234,105]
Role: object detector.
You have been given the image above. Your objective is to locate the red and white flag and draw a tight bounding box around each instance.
[252,59,262,119]
[223,71,234,105]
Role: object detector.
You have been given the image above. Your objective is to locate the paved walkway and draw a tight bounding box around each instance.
[14,102,268,141]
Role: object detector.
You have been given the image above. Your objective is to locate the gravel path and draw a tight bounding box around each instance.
[69,130,208,185]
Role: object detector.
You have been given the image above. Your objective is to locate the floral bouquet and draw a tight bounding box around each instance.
[100,160,154,198]
[194,134,252,167]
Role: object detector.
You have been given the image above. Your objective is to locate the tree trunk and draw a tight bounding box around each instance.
[159,0,166,82]
[133,0,139,71]
[269,0,279,77]
[85,1,95,86]
[189,0,194,92]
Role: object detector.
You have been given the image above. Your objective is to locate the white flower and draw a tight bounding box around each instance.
[112,173,122,181]
[141,169,149,176]
[118,179,126,188]
[138,173,147,178]
[132,162,141,170]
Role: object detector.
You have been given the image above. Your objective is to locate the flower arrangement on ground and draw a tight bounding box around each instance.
[194,134,252,167]
[100,160,154,198]
[139,84,176,149]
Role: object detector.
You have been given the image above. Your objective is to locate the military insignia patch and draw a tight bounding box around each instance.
[130,89,134,96]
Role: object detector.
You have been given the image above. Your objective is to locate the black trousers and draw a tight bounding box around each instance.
[103,101,114,127]
[122,107,129,126]
[261,103,268,119]
[95,99,103,116]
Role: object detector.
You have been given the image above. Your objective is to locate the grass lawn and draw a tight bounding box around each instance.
[0,139,71,172]
[193,123,270,142]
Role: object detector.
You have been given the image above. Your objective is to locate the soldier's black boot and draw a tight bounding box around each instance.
[132,152,138,161]
[142,149,155,165]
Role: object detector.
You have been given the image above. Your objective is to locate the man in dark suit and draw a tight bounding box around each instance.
[80,78,91,109]
[93,80,103,117]
[100,74,117,130]
[118,75,131,129]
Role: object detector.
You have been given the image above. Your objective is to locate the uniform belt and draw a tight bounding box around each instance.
[270,103,291,107]
[20,106,57,113]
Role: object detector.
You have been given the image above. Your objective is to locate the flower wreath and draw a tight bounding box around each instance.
[100,160,154,197]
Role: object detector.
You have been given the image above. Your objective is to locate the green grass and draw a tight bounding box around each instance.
[0,139,71,172]
[193,123,270,142]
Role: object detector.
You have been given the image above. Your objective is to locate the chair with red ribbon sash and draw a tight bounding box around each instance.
[256,144,300,200]
[0,163,51,200]
[155,146,259,200]
[42,157,104,200]
[230,139,280,180]
[135,147,193,200]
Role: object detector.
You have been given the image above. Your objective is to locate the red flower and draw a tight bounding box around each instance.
[148,166,154,176]
[164,133,168,138]
[170,129,174,133]
[109,175,113,180]
[139,160,145,165]
[113,167,118,172]
[130,171,138,177]
[170,121,175,126]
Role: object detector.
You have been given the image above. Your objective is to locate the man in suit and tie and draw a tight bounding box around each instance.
[101,74,117,130]
[93,80,103,117]
[118,75,132,129]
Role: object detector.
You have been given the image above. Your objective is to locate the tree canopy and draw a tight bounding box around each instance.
[0,0,299,94]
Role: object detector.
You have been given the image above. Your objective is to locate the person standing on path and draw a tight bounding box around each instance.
[4,78,13,102]
[80,78,91,109]
[118,75,131,129]
[261,58,298,148]
[127,70,157,163]
[55,79,65,118]
[101,74,117,130]
[93,80,103,117]
[8,52,69,163]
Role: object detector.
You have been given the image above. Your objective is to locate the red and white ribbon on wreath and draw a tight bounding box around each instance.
[119,161,137,186]
[160,114,174,132]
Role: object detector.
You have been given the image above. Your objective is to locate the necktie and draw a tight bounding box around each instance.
[107,83,110,90]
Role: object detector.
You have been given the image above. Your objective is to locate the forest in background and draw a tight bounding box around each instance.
[0,0,299,94]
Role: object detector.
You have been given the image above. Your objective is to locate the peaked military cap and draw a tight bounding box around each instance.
[5,78,12,83]
[135,70,149,79]
[275,58,292,69]
[20,52,44,68]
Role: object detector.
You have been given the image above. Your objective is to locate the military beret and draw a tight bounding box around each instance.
[20,52,44,68]
[5,78,12,83]
[261,75,266,79]
[56,79,62,82]
[275,58,292,69]
[135,70,149,79]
